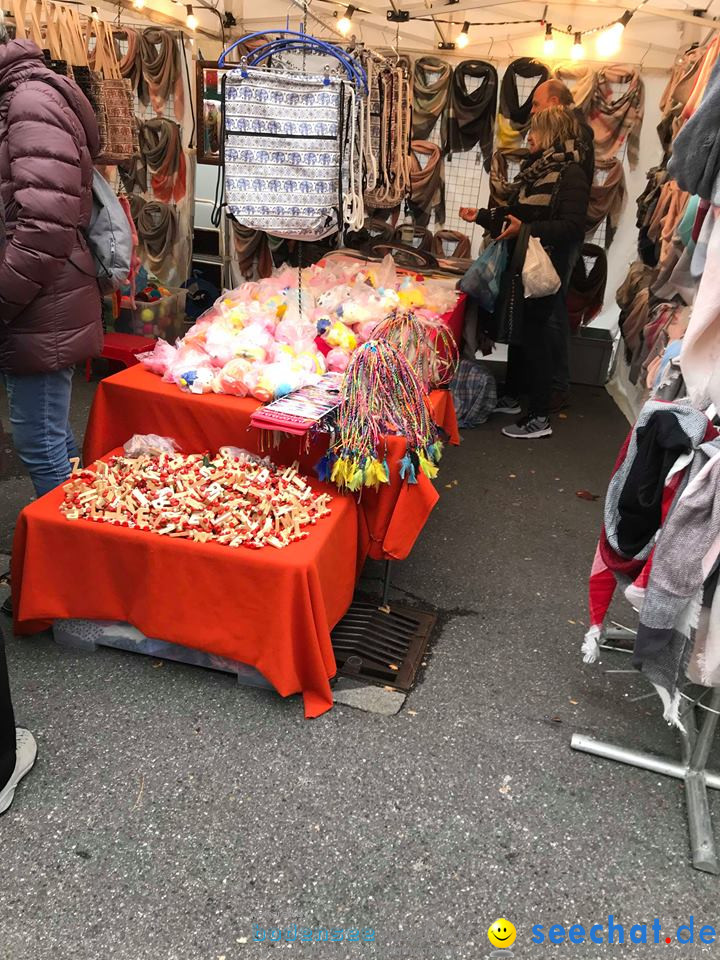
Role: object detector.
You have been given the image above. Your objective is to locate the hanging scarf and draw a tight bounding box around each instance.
[497,58,550,148]
[139,28,184,120]
[567,243,607,331]
[553,63,596,114]
[412,57,452,140]
[138,118,186,203]
[513,139,581,209]
[127,193,147,225]
[231,221,273,279]
[408,141,445,227]
[136,200,178,278]
[587,156,626,244]
[444,60,497,170]
[489,147,530,205]
[589,65,644,169]
[119,155,148,195]
[682,35,720,120]
[114,28,142,94]
[432,230,471,259]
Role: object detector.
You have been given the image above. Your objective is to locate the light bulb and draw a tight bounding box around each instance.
[337,5,355,37]
[571,32,584,61]
[456,21,470,49]
[186,4,197,29]
[543,23,555,57]
[90,5,99,20]
[596,21,623,57]
[132,0,145,8]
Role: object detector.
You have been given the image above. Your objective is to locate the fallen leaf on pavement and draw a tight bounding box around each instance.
[576,490,600,501]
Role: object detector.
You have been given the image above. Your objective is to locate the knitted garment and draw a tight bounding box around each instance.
[444,60,497,169]
[553,62,596,114]
[635,447,720,726]
[513,139,583,209]
[496,58,549,148]
[668,52,720,201]
[589,65,644,169]
[412,57,452,140]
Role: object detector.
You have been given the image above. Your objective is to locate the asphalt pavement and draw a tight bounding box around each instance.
[1,372,718,960]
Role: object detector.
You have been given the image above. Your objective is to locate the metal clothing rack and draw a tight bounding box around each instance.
[571,628,720,875]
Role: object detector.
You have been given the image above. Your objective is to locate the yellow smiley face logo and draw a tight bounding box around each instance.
[488,918,516,949]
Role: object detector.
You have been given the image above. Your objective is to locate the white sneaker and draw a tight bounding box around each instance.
[0,728,37,815]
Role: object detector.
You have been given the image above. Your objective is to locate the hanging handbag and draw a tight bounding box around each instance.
[88,18,138,164]
[491,224,530,346]
[223,66,349,242]
[521,235,561,299]
[459,239,508,313]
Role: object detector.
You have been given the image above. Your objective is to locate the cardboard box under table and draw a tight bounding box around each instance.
[83,366,461,562]
[12,452,359,718]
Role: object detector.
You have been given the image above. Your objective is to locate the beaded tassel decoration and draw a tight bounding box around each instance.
[371,309,459,390]
[317,339,442,491]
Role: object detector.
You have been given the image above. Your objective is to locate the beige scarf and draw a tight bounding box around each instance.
[554,63,596,114]
[136,200,179,279]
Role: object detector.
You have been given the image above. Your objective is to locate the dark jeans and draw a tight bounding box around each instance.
[3,367,79,498]
[548,245,582,393]
[506,310,552,419]
[0,627,15,789]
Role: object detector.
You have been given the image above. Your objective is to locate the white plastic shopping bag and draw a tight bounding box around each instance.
[522,236,561,299]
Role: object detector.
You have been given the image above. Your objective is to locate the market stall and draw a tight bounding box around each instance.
[12,449,358,718]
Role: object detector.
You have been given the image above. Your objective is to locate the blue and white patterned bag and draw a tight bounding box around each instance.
[224,67,346,242]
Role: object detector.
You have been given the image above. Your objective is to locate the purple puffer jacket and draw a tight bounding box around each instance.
[0,40,103,374]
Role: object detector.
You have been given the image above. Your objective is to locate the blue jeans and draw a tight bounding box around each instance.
[3,367,79,498]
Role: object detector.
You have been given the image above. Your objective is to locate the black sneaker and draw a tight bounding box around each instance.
[494,395,522,415]
[1,596,11,617]
[502,416,553,439]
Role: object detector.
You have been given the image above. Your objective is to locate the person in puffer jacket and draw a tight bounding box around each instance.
[0,28,102,497]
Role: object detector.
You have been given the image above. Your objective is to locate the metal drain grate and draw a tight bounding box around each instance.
[331,600,437,691]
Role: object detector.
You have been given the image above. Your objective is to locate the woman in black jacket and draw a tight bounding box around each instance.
[460,107,590,439]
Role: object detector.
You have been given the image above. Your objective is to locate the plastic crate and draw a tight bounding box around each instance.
[123,289,187,343]
[569,327,617,386]
[52,619,274,690]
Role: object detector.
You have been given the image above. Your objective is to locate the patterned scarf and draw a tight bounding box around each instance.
[412,57,453,141]
[512,139,582,208]
[444,60,497,170]
[139,28,185,120]
[497,58,549,148]
[553,63,596,114]
[589,65,644,169]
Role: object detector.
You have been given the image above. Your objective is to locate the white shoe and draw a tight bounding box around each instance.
[0,728,37,815]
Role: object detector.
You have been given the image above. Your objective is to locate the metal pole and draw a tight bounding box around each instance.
[381,560,392,609]
[570,734,720,791]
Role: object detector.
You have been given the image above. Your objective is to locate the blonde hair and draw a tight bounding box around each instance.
[530,106,580,151]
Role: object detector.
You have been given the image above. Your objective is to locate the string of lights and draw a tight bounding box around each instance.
[333,0,651,59]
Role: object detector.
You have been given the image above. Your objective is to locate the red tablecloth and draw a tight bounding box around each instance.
[83,366,460,561]
[12,453,358,718]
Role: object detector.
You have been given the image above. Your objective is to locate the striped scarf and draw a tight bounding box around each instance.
[513,139,582,208]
